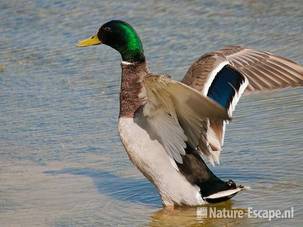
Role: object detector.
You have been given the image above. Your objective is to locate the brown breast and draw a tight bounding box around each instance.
[119,61,149,118]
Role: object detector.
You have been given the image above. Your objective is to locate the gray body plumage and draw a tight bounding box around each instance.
[118,116,204,206]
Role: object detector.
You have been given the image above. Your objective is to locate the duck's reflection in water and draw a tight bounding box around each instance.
[149,201,251,227]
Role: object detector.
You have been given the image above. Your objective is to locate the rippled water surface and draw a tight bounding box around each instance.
[1,0,303,226]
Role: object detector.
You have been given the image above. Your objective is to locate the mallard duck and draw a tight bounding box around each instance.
[77,20,303,207]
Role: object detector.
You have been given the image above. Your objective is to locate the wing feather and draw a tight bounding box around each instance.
[143,75,230,164]
[182,46,303,164]
[221,46,303,93]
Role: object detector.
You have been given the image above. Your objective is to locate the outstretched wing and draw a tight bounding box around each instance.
[217,46,303,94]
[182,46,303,164]
[142,75,230,164]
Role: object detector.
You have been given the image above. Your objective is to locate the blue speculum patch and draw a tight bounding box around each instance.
[207,65,245,109]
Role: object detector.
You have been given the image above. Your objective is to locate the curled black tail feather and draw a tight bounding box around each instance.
[177,143,239,203]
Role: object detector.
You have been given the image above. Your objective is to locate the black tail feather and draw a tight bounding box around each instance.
[177,143,239,202]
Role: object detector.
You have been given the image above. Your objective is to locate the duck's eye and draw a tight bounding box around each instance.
[104,27,111,32]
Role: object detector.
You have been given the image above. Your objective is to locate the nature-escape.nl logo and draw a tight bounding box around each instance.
[196,207,294,221]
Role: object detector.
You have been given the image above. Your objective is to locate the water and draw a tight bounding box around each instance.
[0,0,303,226]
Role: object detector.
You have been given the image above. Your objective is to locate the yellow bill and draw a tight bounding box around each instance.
[76,35,102,47]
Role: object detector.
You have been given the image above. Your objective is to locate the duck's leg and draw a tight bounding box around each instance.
[163,204,175,211]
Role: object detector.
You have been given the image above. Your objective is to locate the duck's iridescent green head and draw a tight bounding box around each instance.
[77,20,145,63]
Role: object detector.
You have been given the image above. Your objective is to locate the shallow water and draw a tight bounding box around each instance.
[0,0,303,226]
